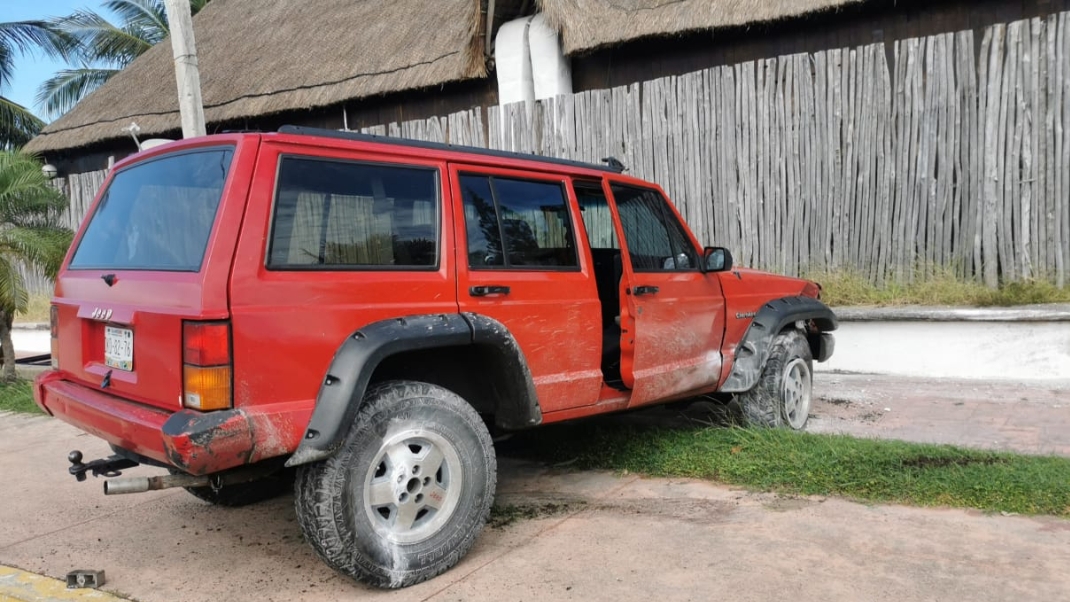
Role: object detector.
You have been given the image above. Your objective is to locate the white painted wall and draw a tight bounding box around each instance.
[815,321,1070,381]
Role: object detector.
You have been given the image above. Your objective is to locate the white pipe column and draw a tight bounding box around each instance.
[528,14,572,100]
[495,16,536,105]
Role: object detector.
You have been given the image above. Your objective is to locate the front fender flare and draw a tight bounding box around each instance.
[720,296,837,393]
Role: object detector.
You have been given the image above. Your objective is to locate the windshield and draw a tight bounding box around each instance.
[69,148,234,272]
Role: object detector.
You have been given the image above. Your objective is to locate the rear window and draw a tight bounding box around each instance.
[69,148,234,271]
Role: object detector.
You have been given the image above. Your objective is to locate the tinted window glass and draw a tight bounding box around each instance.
[458,175,503,267]
[69,148,233,271]
[268,158,438,269]
[612,185,698,271]
[460,175,578,269]
[575,183,618,249]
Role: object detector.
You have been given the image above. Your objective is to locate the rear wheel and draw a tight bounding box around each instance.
[736,329,813,429]
[295,380,496,589]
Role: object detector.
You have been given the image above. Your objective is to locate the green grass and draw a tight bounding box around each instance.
[805,269,1070,307]
[0,379,41,414]
[502,420,1070,517]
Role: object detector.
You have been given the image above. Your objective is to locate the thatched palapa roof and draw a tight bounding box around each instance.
[25,0,486,154]
[536,0,866,55]
[28,0,870,154]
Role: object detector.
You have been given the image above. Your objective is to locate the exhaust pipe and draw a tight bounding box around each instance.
[103,473,209,495]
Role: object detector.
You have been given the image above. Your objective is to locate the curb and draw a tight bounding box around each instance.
[11,324,48,332]
[0,566,129,602]
[832,303,1070,322]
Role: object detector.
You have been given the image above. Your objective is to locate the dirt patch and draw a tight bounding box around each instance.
[858,410,885,423]
[823,397,854,407]
[762,496,822,512]
[596,497,736,524]
[489,498,587,528]
[490,493,736,528]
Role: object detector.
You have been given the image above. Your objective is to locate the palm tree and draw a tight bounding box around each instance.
[0,150,72,380]
[0,21,70,148]
[38,0,211,119]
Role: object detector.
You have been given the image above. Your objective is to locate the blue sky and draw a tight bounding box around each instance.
[1,0,115,121]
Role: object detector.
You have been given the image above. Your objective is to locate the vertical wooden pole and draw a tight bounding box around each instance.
[163,0,206,138]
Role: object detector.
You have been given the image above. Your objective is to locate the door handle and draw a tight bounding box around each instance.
[632,285,659,296]
[470,285,511,297]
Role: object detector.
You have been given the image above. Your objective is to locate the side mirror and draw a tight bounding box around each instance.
[703,246,733,272]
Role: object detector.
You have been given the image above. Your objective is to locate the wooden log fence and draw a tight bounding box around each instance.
[42,11,1070,295]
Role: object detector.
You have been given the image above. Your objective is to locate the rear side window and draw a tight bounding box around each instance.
[459,174,577,269]
[69,148,234,271]
[574,182,618,249]
[268,157,439,269]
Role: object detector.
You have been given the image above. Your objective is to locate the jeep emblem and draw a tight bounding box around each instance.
[91,308,113,321]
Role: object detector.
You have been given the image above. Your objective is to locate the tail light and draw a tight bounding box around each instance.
[50,305,59,369]
[182,321,232,411]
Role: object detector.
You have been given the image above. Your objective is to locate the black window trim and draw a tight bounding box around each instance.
[265,154,443,272]
[611,183,701,274]
[68,145,237,273]
[460,171,582,273]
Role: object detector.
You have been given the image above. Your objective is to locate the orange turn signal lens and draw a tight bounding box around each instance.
[182,365,232,411]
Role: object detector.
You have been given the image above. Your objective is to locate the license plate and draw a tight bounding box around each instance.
[104,326,133,371]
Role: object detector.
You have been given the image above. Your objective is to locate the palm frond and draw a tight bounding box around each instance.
[0,225,73,278]
[0,256,29,315]
[49,10,154,67]
[103,0,169,38]
[36,68,117,120]
[0,151,68,220]
[0,96,44,150]
[0,21,77,76]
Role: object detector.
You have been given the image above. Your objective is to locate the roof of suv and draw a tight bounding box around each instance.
[276,125,625,175]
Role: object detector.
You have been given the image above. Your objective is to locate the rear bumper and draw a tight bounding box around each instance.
[33,371,312,475]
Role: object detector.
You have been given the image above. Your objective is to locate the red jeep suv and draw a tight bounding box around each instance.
[35,126,835,588]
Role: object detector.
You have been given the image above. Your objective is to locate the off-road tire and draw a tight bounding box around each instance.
[735,329,813,429]
[294,380,496,589]
[173,468,294,507]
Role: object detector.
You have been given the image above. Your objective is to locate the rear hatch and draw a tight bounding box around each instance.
[53,138,254,411]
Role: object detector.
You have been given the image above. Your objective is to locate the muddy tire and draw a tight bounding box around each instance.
[735,329,813,430]
[294,380,496,589]
[173,468,294,507]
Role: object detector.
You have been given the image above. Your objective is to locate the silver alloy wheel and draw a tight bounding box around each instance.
[781,357,812,430]
[362,428,463,545]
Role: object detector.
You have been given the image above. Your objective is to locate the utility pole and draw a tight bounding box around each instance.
[163,0,206,138]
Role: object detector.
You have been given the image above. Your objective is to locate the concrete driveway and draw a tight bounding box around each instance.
[2,380,1069,602]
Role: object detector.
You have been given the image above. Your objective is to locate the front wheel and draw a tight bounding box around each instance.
[295,380,496,589]
[735,329,813,430]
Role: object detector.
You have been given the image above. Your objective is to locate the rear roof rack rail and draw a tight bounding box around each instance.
[276,125,625,174]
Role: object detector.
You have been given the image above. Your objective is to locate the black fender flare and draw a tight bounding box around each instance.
[285,313,540,467]
[720,296,838,393]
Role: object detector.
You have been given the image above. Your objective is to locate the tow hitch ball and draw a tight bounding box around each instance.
[67,450,137,482]
[67,449,212,495]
